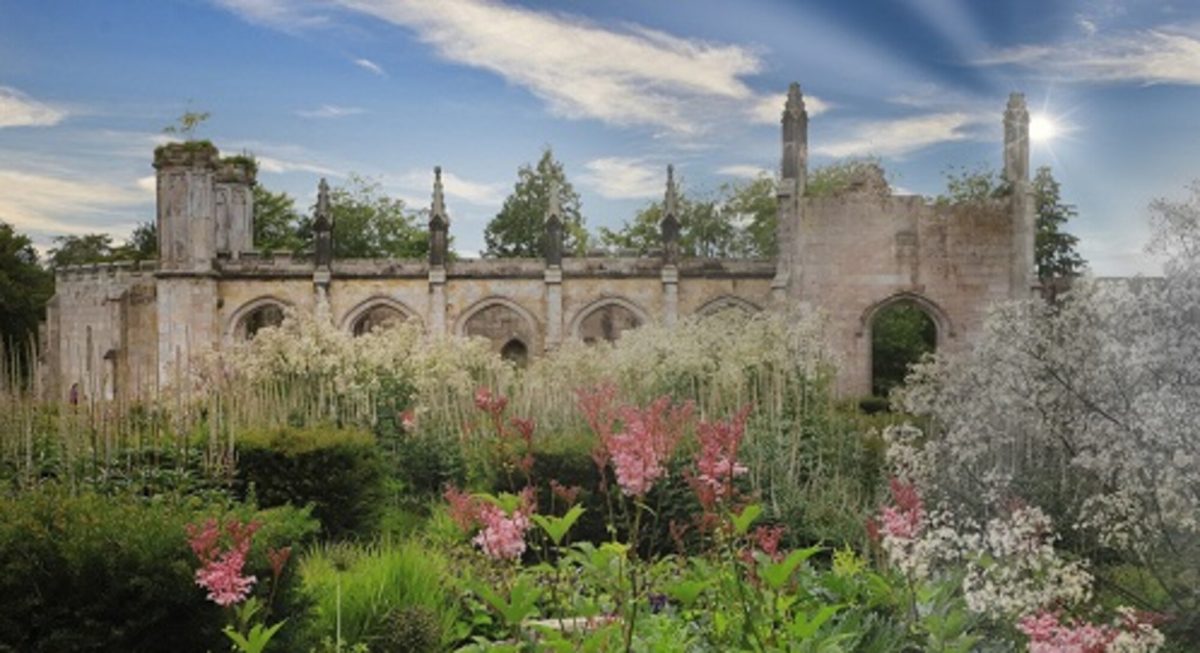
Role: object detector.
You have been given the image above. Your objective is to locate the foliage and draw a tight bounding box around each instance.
[485,148,587,257]
[300,174,430,259]
[805,157,888,198]
[1033,166,1086,280]
[235,424,385,539]
[253,184,305,252]
[599,174,777,257]
[897,180,1200,643]
[296,540,458,650]
[870,302,936,398]
[0,486,316,653]
[46,232,117,268]
[0,221,53,382]
[163,108,211,139]
[937,165,1009,203]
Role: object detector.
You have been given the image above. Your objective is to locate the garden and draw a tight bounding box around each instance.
[2,198,1198,652]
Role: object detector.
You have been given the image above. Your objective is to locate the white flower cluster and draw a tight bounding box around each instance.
[1108,607,1167,653]
[962,506,1093,621]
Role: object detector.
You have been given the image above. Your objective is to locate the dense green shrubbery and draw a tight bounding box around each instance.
[0,486,316,653]
[236,424,385,539]
[296,540,458,651]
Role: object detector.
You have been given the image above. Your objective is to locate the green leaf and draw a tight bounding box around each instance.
[760,546,823,590]
[790,604,842,639]
[531,504,586,546]
[731,503,763,536]
[664,579,712,608]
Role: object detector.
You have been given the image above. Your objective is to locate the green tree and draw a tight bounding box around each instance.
[805,158,887,198]
[485,149,586,258]
[0,222,54,380]
[937,166,1009,203]
[1032,166,1085,279]
[600,175,778,258]
[252,185,304,252]
[112,222,157,261]
[300,174,429,259]
[871,302,936,398]
[46,233,117,268]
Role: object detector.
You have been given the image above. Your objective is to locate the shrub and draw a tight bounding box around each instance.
[0,486,316,653]
[236,424,385,539]
[296,540,458,650]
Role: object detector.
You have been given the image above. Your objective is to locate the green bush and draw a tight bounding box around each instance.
[236,424,385,539]
[0,486,317,653]
[386,428,466,499]
[297,540,458,650]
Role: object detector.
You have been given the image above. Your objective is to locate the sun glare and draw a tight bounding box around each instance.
[1029,114,1060,143]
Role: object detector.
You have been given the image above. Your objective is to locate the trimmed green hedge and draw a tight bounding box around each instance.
[236,425,385,539]
[0,487,317,653]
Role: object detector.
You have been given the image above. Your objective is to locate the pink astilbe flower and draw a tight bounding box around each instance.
[550,479,582,506]
[753,524,787,562]
[474,387,508,416]
[186,518,261,607]
[472,489,536,561]
[444,486,482,532]
[692,406,752,507]
[880,477,925,540]
[1018,611,1115,653]
[604,396,693,498]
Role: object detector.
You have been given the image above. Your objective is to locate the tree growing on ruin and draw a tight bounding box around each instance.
[299,174,429,259]
[46,233,118,268]
[485,149,586,258]
[253,186,304,252]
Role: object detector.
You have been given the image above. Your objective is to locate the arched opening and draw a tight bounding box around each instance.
[351,305,408,336]
[870,301,937,398]
[236,303,285,341]
[577,302,643,344]
[459,299,539,358]
[500,338,529,367]
[696,296,760,318]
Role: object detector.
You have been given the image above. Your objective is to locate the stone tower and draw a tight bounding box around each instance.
[1004,92,1036,297]
[774,83,809,303]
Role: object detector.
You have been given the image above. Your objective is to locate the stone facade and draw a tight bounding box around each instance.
[42,84,1036,400]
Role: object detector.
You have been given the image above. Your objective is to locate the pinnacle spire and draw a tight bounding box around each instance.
[314,178,331,230]
[431,165,446,221]
[546,179,562,224]
[664,164,678,218]
[784,82,806,121]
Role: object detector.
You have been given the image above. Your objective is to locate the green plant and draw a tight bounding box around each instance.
[235,424,385,539]
[297,540,458,650]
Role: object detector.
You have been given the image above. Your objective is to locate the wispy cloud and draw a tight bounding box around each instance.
[353,58,386,76]
[333,0,762,134]
[395,168,505,206]
[0,87,67,128]
[211,0,329,30]
[579,157,665,200]
[716,164,771,179]
[977,23,1200,86]
[747,91,830,126]
[814,112,984,158]
[296,104,366,118]
[256,155,341,177]
[0,169,149,236]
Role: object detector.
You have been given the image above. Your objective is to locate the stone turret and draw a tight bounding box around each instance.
[313,178,334,269]
[153,141,220,271]
[429,167,449,267]
[661,165,681,265]
[544,179,563,267]
[1003,92,1036,296]
[214,157,256,257]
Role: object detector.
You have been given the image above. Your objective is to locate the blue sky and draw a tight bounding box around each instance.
[1,0,1197,274]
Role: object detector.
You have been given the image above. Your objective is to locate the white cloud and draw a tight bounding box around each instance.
[579,157,665,200]
[814,112,983,158]
[353,58,386,76]
[334,0,762,133]
[0,169,149,236]
[747,91,830,125]
[977,24,1200,86]
[256,155,341,177]
[136,175,157,195]
[395,169,505,206]
[0,87,67,128]
[296,104,366,118]
[717,164,771,179]
[210,0,329,30]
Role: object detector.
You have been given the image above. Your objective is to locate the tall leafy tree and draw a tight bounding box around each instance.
[721,175,777,257]
[1032,166,1085,279]
[112,222,157,261]
[0,222,54,379]
[299,174,429,259]
[252,185,304,252]
[485,149,586,258]
[46,233,117,268]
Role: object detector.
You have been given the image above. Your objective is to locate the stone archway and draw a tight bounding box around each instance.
[457,297,540,356]
[228,297,289,341]
[859,292,951,398]
[570,297,647,344]
[696,295,760,318]
[341,297,420,336]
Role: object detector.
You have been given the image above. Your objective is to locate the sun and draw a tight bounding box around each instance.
[1029,114,1060,143]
